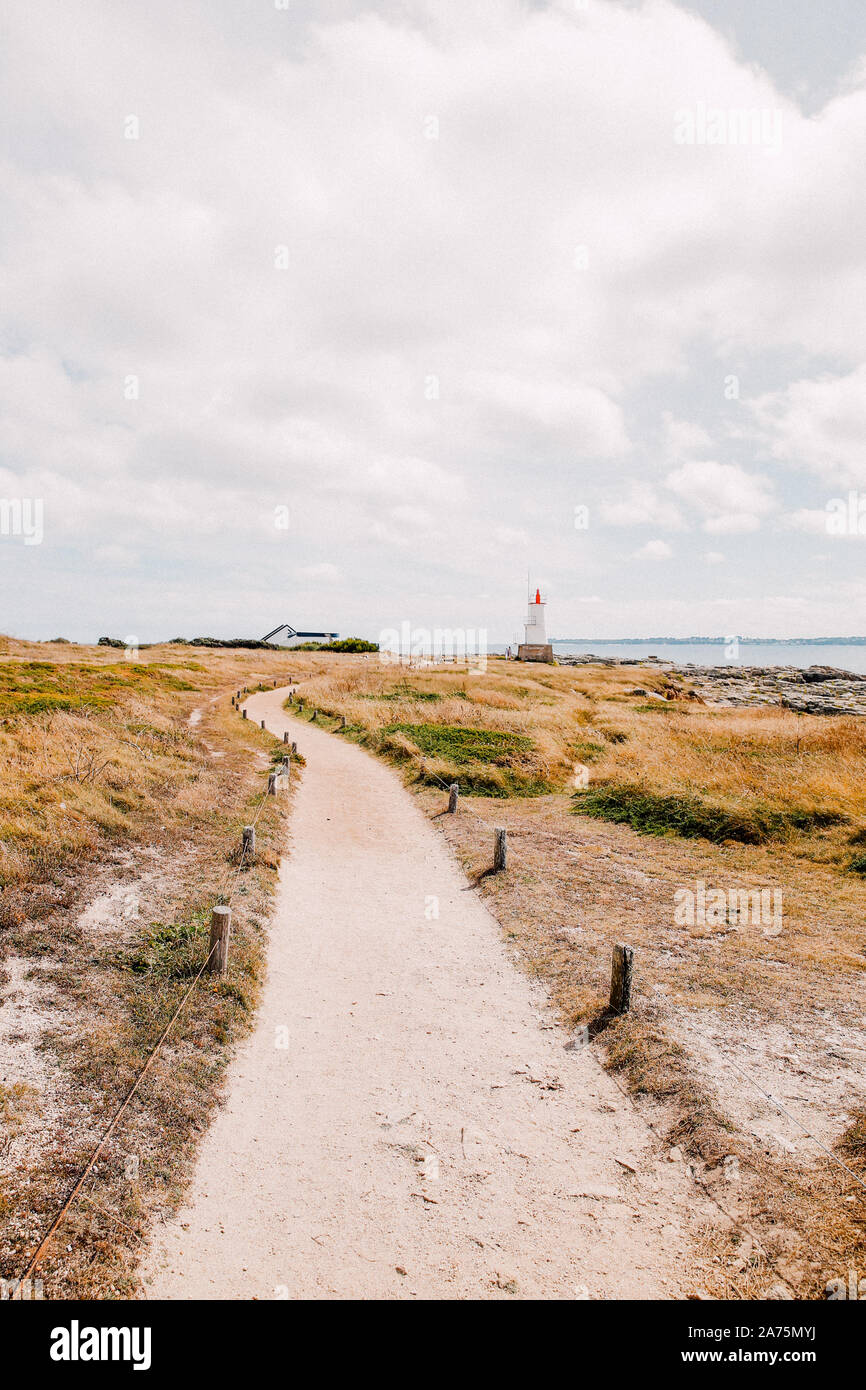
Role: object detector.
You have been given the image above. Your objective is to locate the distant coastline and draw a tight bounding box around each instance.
[550,636,866,645]
[505,638,866,678]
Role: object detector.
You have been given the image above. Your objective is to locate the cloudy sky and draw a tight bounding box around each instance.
[2,0,866,645]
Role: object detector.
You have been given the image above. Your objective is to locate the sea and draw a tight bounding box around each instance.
[544,641,866,675]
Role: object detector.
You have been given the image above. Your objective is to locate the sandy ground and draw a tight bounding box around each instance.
[142,687,702,1300]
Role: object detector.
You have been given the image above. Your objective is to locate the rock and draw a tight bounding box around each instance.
[802,665,865,683]
[558,654,866,715]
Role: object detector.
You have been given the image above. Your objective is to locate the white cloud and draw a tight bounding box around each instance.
[665,460,776,533]
[662,412,712,456]
[1,0,865,638]
[93,544,137,567]
[704,550,726,564]
[633,539,673,561]
[600,483,684,530]
[752,365,866,486]
[781,508,832,535]
[296,563,341,583]
[465,373,630,457]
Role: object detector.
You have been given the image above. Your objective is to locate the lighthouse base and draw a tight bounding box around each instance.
[517,643,554,664]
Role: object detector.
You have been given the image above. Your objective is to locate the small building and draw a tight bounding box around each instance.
[517,587,554,663]
[262,624,339,649]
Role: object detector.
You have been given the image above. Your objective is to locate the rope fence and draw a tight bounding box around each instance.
[284,689,866,1217]
[16,674,862,1301]
[8,687,293,1299]
[416,743,866,1295]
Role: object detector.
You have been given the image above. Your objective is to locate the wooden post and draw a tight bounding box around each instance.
[242,826,255,856]
[609,944,634,1014]
[494,827,507,871]
[311,710,317,722]
[291,741,297,755]
[208,906,232,975]
[267,771,277,795]
[283,731,289,743]
[261,719,266,730]
[288,693,294,704]
[448,782,459,814]
[340,715,346,729]
[242,709,247,719]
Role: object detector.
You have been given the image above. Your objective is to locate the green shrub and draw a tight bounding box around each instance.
[572,782,845,845]
[571,740,607,763]
[384,723,531,765]
[323,638,379,653]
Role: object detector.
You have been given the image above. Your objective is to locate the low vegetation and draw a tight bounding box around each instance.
[287,657,866,860]
[288,652,866,1298]
[0,636,303,1297]
[573,784,846,846]
[4,641,865,1299]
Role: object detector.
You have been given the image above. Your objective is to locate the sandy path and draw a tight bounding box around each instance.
[143,687,698,1300]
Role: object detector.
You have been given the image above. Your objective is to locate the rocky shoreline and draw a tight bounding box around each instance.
[556,654,866,716]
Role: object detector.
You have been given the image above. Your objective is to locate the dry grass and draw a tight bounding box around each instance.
[0,637,307,1298]
[291,653,866,1299]
[294,656,866,863]
[5,642,865,1298]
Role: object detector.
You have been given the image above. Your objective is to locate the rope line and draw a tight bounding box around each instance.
[30,680,852,1301]
[707,1042,866,1196]
[421,764,866,1206]
[312,708,866,1210]
[9,938,218,1299]
[9,690,286,1298]
[585,1047,802,1297]
[418,762,493,828]
[424,772,862,1294]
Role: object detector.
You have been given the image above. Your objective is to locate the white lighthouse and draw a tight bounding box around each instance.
[517,583,554,663]
[524,586,546,645]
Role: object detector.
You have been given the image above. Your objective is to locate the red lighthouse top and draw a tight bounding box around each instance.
[534,588,541,604]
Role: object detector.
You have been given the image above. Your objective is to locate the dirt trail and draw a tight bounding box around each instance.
[143,687,700,1299]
